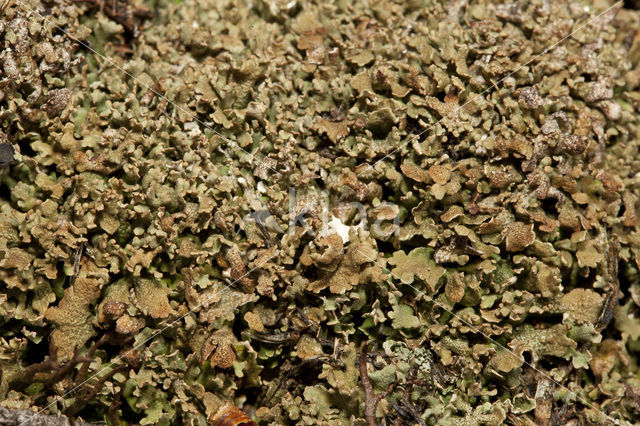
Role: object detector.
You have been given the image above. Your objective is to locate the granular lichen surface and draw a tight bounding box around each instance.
[2,0,640,425]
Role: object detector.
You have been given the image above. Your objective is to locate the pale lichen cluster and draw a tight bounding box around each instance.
[2,0,640,424]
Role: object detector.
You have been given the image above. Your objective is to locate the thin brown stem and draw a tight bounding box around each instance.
[43,347,92,385]
[108,387,123,426]
[360,341,394,426]
[66,365,127,416]
[77,334,109,383]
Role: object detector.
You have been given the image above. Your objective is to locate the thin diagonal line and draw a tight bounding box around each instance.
[357,1,622,176]
[18,1,281,178]
[356,249,620,425]
[20,248,280,426]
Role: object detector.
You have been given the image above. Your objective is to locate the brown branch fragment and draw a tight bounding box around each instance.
[108,387,124,426]
[66,365,127,416]
[596,234,620,332]
[9,341,90,388]
[42,346,92,385]
[360,341,394,426]
[76,333,110,383]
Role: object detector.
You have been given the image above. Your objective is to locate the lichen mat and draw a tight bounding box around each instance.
[1,0,640,425]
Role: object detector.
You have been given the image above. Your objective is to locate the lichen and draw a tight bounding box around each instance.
[2,0,640,424]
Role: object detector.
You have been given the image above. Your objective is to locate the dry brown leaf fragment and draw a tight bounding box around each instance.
[210,402,256,426]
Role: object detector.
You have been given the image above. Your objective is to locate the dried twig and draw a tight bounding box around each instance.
[9,340,91,388]
[596,233,620,333]
[76,333,110,383]
[108,387,124,426]
[359,341,394,426]
[42,347,93,386]
[69,242,84,286]
[66,365,127,416]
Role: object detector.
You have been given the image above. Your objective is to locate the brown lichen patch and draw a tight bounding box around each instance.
[297,27,326,65]
[102,301,125,319]
[558,135,588,155]
[503,222,535,252]
[210,403,256,426]
[576,241,604,268]
[0,248,33,270]
[441,205,464,223]
[428,164,451,185]
[400,160,429,183]
[193,280,258,324]
[560,288,603,324]
[367,107,397,137]
[509,324,577,363]
[295,335,323,360]
[210,343,236,369]
[518,86,543,110]
[115,314,144,335]
[589,339,619,379]
[203,331,237,369]
[445,272,466,303]
[301,233,344,270]
[487,350,523,374]
[306,233,380,294]
[98,214,120,235]
[226,246,256,292]
[45,276,103,360]
[4,0,640,423]
[351,71,373,93]
[134,278,172,319]
[533,262,562,298]
[314,119,350,143]
[97,278,130,323]
[244,311,264,333]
